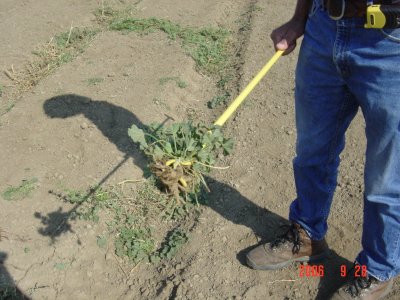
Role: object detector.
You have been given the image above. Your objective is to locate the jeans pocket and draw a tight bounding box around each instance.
[309,0,323,18]
[380,28,400,43]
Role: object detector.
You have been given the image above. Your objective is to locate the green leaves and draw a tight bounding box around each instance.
[128,121,233,204]
[128,125,148,149]
[159,228,189,260]
[128,122,233,166]
[2,178,38,201]
[115,227,155,263]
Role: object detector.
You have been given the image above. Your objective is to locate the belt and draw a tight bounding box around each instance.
[324,0,383,18]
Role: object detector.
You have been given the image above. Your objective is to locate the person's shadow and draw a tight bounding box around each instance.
[39,93,351,298]
[0,252,31,300]
[37,93,151,242]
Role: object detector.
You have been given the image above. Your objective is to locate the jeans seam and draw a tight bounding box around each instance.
[322,89,351,218]
[310,0,324,18]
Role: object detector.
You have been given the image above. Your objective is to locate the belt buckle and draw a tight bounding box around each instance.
[327,0,346,20]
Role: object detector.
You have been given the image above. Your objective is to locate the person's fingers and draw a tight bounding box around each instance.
[283,42,297,55]
[271,27,298,50]
[276,39,289,51]
[270,29,286,48]
[270,20,305,54]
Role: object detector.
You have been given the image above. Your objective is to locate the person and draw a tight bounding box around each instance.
[246,0,400,299]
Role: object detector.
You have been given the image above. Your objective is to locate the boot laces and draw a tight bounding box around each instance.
[344,264,373,297]
[270,223,302,254]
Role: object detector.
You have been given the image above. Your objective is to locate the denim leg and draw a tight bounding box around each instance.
[345,26,400,281]
[288,10,359,240]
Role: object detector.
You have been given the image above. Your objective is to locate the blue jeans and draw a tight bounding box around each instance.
[288,1,400,281]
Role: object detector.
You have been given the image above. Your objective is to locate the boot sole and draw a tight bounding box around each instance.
[246,250,330,271]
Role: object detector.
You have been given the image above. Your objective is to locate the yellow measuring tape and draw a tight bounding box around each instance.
[214,50,284,126]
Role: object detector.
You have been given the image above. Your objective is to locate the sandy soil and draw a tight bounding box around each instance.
[0,0,398,299]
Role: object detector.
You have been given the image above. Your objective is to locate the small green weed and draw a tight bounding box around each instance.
[96,235,108,249]
[158,228,189,260]
[159,76,187,88]
[54,27,99,51]
[207,92,230,109]
[115,226,155,263]
[2,178,38,201]
[64,189,87,204]
[54,262,67,270]
[62,187,118,222]
[217,75,234,90]
[0,83,3,97]
[85,77,104,86]
[249,4,263,12]
[94,5,135,26]
[5,102,15,113]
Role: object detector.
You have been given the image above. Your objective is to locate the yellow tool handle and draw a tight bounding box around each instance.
[214,50,284,127]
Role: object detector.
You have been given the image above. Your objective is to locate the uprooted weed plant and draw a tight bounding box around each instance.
[128,122,233,209]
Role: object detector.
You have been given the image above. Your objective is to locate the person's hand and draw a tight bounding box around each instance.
[270,18,307,55]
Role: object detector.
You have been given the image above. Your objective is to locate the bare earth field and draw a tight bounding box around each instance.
[0,0,398,299]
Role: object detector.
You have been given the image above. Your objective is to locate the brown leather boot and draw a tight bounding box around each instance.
[330,265,393,300]
[246,223,329,270]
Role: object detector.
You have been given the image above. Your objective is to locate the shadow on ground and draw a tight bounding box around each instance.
[0,252,31,300]
[37,93,352,298]
[206,179,352,298]
[37,93,152,242]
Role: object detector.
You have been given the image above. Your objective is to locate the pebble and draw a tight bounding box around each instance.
[285,130,293,135]
[80,122,88,129]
